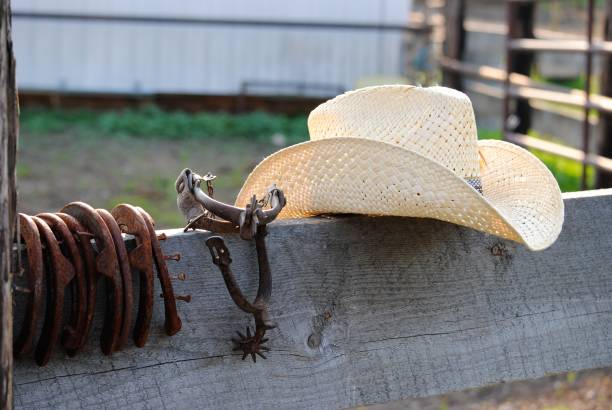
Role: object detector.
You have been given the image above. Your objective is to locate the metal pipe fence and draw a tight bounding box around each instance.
[442,0,612,189]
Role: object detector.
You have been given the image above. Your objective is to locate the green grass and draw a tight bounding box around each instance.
[20,105,309,143]
[16,163,32,178]
[539,0,606,12]
[105,194,185,228]
[20,106,587,193]
[531,70,600,96]
[478,129,592,192]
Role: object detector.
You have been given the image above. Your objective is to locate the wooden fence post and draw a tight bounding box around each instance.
[597,2,612,188]
[506,0,535,135]
[443,0,465,91]
[1,0,18,408]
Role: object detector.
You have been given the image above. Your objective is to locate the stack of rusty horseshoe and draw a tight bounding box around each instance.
[176,168,285,363]
[13,202,185,366]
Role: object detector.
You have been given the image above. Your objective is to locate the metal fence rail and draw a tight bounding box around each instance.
[442,0,612,189]
[503,0,599,189]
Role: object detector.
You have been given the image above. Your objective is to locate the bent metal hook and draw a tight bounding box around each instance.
[206,236,274,362]
[176,168,285,362]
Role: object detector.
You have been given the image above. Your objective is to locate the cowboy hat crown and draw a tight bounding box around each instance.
[309,85,480,181]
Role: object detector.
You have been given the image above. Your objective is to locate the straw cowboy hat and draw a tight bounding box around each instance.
[236,85,564,251]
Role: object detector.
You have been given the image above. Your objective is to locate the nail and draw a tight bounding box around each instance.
[159,292,191,303]
[173,272,187,281]
[164,253,181,262]
[76,231,96,238]
[176,295,191,303]
[13,285,32,294]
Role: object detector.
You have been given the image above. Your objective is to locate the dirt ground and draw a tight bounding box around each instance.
[17,133,278,228]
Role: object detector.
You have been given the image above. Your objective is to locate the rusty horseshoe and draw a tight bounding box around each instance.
[61,202,124,355]
[31,216,75,366]
[56,212,98,352]
[136,207,182,336]
[111,204,156,346]
[96,208,134,351]
[38,213,88,357]
[13,214,44,358]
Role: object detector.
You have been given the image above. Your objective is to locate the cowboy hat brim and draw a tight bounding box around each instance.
[236,137,564,251]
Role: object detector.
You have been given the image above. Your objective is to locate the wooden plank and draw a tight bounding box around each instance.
[11,191,612,409]
[0,0,17,408]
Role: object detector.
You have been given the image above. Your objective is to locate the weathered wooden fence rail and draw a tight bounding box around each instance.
[11,190,612,409]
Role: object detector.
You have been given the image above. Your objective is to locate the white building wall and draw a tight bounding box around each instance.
[12,0,412,96]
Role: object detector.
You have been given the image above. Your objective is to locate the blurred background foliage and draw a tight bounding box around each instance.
[21,106,589,192]
[21,106,309,143]
[18,106,588,229]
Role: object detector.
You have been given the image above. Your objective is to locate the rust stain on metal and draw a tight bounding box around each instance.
[31,216,75,366]
[176,294,191,303]
[38,213,87,357]
[137,207,182,336]
[164,253,181,262]
[178,168,286,363]
[56,212,98,352]
[13,214,44,358]
[15,200,183,364]
[61,202,124,355]
[96,208,134,351]
[111,204,155,347]
[206,236,273,362]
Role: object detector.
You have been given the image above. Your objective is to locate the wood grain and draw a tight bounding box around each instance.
[1,0,17,408]
[12,191,612,410]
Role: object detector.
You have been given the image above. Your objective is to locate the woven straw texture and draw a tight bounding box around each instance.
[309,85,480,179]
[236,86,564,250]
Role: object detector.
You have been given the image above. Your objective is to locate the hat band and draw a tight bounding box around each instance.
[465,177,483,194]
